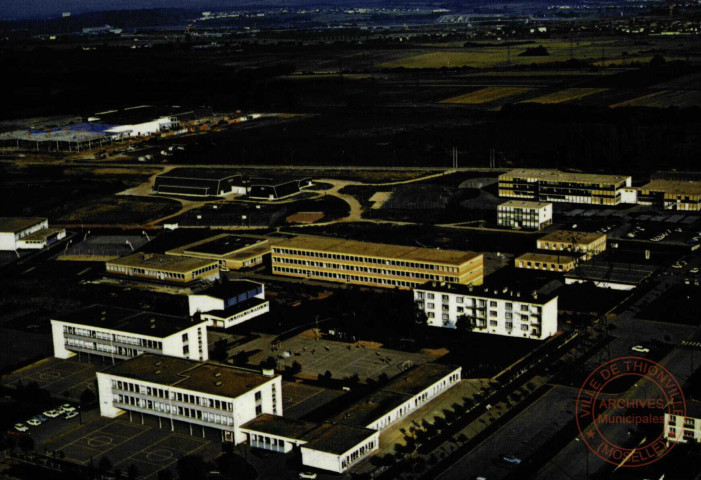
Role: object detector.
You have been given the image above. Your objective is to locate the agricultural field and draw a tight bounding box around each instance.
[441,87,532,104]
[522,88,608,104]
[378,39,656,69]
[611,89,701,108]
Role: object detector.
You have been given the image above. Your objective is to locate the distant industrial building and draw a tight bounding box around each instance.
[105,253,220,285]
[248,177,313,201]
[154,169,245,197]
[637,179,701,211]
[498,169,633,205]
[51,305,208,361]
[96,354,282,444]
[515,252,578,272]
[536,230,607,261]
[271,235,483,289]
[414,282,558,340]
[665,401,701,444]
[0,217,65,251]
[167,234,276,270]
[497,200,552,231]
[188,280,269,329]
[564,261,657,290]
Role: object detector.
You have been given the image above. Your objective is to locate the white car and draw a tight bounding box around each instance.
[64,411,79,420]
[690,268,699,274]
[54,406,67,415]
[299,473,318,480]
[26,419,41,427]
[42,410,60,418]
[630,345,650,354]
[14,423,28,432]
[61,404,76,412]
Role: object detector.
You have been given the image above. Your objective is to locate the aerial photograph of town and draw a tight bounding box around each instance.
[0,0,700,479]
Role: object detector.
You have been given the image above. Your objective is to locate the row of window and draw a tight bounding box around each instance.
[273,248,461,273]
[208,302,268,326]
[340,439,376,470]
[63,325,164,349]
[273,266,428,288]
[114,394,234,426]
[111,379,235,411]
[416,292,540,312]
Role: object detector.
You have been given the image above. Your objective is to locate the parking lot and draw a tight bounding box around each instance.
[3,357,99,402]
[41,416,219,479]
[240,331,437,383]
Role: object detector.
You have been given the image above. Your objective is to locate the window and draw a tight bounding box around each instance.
[255,405,263,416]
[427,293,435,300]
[255,391,262,401]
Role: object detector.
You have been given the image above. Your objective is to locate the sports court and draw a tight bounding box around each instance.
[281,381,344,419]
[3,357,98,401]
[43,417,215,479]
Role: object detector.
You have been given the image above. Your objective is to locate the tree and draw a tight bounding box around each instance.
[290,361,302,375]
[80,388,96,407]
[98,456,113,472]
[127,464,139,480]
[212,339,228,362]
[177,455,207,480]
[455,314,472,333]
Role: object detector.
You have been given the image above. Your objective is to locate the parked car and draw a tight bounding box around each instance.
[299,473,318,480]
[43,410,60,418]
[36,414,48,423]
[61,404,76,412]
[64,411,79,420]
[499,455,521,465]
[630,345,651,354]
[26,418,41,427]
[14,423,28,432]
[690,267,699,274]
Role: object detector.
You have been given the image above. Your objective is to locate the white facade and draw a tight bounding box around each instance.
[414,284,558,340]
[0,218,49,251]
[665,411,701,444]
[301,432,379,474]
[105,116,179,138]
[497,201,552,231]
[96,361,282,445]
[16,228,66,249]
[51,318,207,361]
[188,281,268,329]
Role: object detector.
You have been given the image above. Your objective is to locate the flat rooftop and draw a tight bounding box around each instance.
[157,168,240,181]
[565,262,658,286]
[54,305,205,338]
[538,230,606,245]
[416,281,557,305]
[516,252,579,265]
[383,363,461,397]
[275,235,482,266]
[202,298,268,319]
[101,354,275,399]
[21,228,65,241]
[501,169,630,184]
[0,217,46,233]
[241,414,318,440]
[499,200,552,209]
[639,179,701,196]
[183,235,266,256]
[301,422,377,455]
[194,280,262,300]
[332,390,411,428]
[108,253,218,273]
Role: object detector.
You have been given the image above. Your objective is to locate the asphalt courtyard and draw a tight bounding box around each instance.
[281,381,345,419]
[42,416,217,479]
[3,357,99,401]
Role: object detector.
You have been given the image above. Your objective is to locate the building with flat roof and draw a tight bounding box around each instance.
[154,168,245,197]
[16,228,66,249]
[0,217,50,251]
[51,305,208,361]
[240,362,460,473]
[637,179,701,211]
[515,252,578,272]
[665,401,701,444]
[537,230,607,260]
[105,253,220,285]
[248,177,313,201]
[497,200,553,231]
[167,234,274,270]
[271,235,483,289]
[498,169,632,205]
[414,282,558,340]
[188,280,269,329]
[96,354,282,443]
[565,261,657,291]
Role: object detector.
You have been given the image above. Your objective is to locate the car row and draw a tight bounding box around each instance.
[13,404,78,432]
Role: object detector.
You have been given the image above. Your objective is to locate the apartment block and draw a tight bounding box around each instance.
[497,200,552,231]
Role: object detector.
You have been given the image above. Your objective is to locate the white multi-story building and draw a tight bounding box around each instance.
[0,217,50,250]
[96,354,282,444]
[188,280,269,329]
[497,200,553,231]
[51,305,208,362]
[414,282,558,340]
[665,403,701,444]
